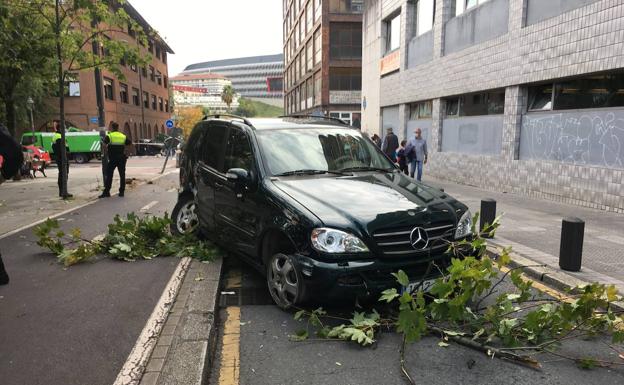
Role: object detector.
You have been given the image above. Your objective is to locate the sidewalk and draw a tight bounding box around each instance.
[425,176,624,293]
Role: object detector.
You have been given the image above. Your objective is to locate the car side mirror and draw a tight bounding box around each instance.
[226,168,249,185]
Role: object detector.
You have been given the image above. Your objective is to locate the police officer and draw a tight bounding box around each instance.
[1,122,24,285]
[51,120,72,198]
[99,121,131,198]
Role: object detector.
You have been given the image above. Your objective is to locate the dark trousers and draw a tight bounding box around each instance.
[0,253,9,285]
[104,157,127,194]
[56,161,69,195]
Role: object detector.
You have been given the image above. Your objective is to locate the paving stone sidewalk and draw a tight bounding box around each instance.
[425,176,624,291]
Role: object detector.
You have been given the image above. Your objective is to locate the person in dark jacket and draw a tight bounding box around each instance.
[371,133,382,148]
[51,120,72,198]
[396,139,409,175]
[381,127,399,162]
[1,123,25,285]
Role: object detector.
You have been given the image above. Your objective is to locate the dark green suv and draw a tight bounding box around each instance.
[172,115,472,309]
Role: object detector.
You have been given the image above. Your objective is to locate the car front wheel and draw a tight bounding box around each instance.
[267,253,306,310]
[171,194,199,236]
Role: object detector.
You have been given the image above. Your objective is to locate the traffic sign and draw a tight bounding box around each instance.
[90,117,99,124]
[165,119,174,129]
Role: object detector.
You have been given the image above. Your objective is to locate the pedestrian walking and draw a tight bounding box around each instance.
[405,127,428,181]
[371,134,382,148]
[396,139,409,175]
[51,120,72,198]
[381,127,399,162]
[99,122,131,198]
[1,123,25,285]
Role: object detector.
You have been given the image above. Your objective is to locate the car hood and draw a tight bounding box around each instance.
[271,172,466,236]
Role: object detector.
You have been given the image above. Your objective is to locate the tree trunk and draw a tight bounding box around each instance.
[4,99,16,138]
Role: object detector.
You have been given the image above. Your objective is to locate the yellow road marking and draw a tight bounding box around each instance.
[499,265,574,303]
[218,306,240,385]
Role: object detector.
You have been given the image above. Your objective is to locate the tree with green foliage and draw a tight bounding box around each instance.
[0,2,56,137]
[6,0,151,197]
[235,97,257,117]
[221,84,235,112]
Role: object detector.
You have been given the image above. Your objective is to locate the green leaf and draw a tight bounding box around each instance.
[438,341,450,347]
[379,288,399,303]
[392,270,410,287]
[294,310,306,321]
[289,329,309,342]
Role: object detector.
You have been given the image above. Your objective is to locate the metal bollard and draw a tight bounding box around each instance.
[559,217,584,272]
[480,199,496,238]
[439,188,444,192]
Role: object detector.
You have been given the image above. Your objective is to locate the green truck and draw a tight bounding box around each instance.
[21,131,102,164]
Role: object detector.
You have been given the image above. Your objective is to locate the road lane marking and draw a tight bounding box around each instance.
[140,201,159,212]
[0,169,178,240]
[499,265,574,303]
[112,257,192,385]
[218,306,241,385]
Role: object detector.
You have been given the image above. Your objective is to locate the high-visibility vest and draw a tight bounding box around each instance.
[52,132,61,142]
[107,131,127,145]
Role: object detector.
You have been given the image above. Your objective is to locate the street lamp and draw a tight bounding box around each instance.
[27,96,35,138]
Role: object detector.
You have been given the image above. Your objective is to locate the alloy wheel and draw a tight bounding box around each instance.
[175,201,198,234]
[267,254,300,309]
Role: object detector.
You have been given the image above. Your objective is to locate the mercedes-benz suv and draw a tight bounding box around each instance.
[172,115,472,309]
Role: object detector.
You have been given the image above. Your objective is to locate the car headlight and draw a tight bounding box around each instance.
[311,228,369,253]
[454,210,473,239]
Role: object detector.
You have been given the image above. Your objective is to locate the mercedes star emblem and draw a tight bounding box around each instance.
[409,227,429,250]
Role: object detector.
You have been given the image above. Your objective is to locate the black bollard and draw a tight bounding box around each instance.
[0,253,9,285]
[440,188,444,192]
[480,199,496,238]
[559,217,584,272]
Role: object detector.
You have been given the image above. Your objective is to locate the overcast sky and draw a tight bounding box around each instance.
[129,0,283,76]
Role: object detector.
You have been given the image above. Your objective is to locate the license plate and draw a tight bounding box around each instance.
[403,279,436,294]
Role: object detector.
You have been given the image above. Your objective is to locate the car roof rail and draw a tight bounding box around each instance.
[203,113,252,126]
[279,114,349,126]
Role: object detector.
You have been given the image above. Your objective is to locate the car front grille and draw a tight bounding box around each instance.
[372,222,455,257]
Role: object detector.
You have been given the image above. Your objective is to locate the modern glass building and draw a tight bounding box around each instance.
[182,54,284,105]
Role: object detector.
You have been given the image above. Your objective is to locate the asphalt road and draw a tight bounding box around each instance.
[0,172,181,385]
[210,257,624,385]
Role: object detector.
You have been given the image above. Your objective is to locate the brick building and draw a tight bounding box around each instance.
[362,0,624,212]
[41,2,173,141]
[283,0,363,127]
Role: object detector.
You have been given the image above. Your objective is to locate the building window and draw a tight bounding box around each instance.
[156,70,162,86]
[306,41,313,72]
[528,73,624,111]
[329,68,361,91]
[159,97,164,111]
[300,83,306,110]
[103,77,114,100]
[306,2,313,33]
[315,0,321,21]
[329,0,364,13]
[384,14,400,54]
[445,89,505,117]
[120,83,129,104]
[307,77,314,107]
[330,23,362,60]
[143,91,149,108]
[162,52,167,64]
[163,76,168,88]
[141,67,147,78]
[455,0,490,16]
[148,40,154,54]
[300,54,305,79]
[314,71,322,106]
[64,73,80,97]
[149,66,155,82]
[132,88,140,106]
[416,0,435,36]
[155,45,161,60]
[165,100,169,112]
[151,95,157,110]
[130,64,137,72]
[409,101,433,119]
[314,29,322,65]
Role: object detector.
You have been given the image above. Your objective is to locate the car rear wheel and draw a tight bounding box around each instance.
[267,253,305,310]
[73,153,90,164]
[171,194,199,235]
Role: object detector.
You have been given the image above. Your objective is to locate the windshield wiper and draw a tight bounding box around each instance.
[339,166,396,173]
[274,169,349,177]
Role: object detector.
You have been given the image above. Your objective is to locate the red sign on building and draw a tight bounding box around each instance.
[172,85,208,93]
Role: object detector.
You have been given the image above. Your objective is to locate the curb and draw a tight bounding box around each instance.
[486,242,624,311]
[139,257,223,385]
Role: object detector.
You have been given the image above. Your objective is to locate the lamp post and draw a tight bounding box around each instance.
[27,97,35,138]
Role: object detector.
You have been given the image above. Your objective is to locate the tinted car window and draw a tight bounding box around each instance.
[255,128,394,175]
[199,124,228,171]
[223,128,254,173]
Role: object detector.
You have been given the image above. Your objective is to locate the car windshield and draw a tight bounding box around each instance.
[255,128,395,176]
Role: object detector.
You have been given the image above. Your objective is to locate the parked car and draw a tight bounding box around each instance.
[135,139,165,156]
[171,115,472,309]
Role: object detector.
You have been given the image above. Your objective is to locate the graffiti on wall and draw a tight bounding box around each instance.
[520,111,624,169]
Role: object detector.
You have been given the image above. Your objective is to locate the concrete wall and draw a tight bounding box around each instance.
[362,0,624,212]
[441,115,503,155]
[381,106,400,136]
[526,0,599,26]
[361,0,383,134]
[407,119,432,142]
[444,0,509,55]
[408,31,434,68]
[519,109,624,169]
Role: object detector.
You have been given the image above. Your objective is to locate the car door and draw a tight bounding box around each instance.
[214,126,260,258]
[193,123,228,236]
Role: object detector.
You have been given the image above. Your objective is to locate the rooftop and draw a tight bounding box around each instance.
[170,73,228,81]
[184,54,284,71]
[125,1,174,53]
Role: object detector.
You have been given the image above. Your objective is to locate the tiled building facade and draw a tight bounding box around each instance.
[362,0,624,212]
[42,3,173,141]
[283,0,364,127]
